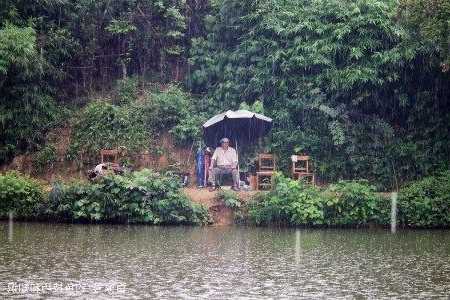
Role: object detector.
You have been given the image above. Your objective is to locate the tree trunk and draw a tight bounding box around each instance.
[120,59,127,79]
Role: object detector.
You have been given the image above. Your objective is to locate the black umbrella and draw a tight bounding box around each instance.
[202,110,273,147]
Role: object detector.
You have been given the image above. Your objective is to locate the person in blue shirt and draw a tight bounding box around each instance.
[195,146,205,188]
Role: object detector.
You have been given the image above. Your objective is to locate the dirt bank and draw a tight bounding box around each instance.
[183,188,258,225]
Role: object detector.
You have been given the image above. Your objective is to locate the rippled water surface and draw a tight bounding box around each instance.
[1,222,450,299]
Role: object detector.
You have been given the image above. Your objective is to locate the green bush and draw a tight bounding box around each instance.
[248,174,389,226]
[68,101,149,162]
[169,113,205,146]
[145,85,207,146]
[32,144,57,173]
[372,193,391,225]
[69,85,207,162]
[153,194,209,225]
[248,174,325,225]
[116,77,139,105]
[0,171,46,219]
[398,171,450,227]
[216,190,241,210]
[46,181,73,220]
[47,169,209,225]
[145,85,191,130]
[47,180,100,221]
[323,180,384,225]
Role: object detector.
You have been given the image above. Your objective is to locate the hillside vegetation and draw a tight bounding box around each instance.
[1,0,449,192]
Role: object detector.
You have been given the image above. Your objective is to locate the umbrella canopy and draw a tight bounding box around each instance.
[203,110,272,146]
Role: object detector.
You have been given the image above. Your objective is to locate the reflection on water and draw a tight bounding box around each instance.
[391,192,398,234]
[1,222,450,299]
[7,213,13,242]
[295,229,301,265]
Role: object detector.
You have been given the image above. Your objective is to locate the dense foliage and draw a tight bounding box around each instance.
[188,0,450,189]
[1,0,449,195]
[0,172,46,218]
[398,171,450,227]
[399,0,450,69]
[248,173,450,227]
[1,0,209,90]
[249,179,324,226]
[47,169,209,224]
[216,189,242,210]
[68,84,207,163]
[323,180,390,225]
[248,174,389,226]
[0,0,210,163]
[68,100,149,162]
[148,85,207,145]
[0,23,57,164]
[32,144,57,174]
[0,169,209,224]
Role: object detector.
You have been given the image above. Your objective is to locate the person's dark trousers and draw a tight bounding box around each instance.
[209,167,239,188]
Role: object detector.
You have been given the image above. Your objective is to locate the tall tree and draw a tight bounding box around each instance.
[188,0,450,189]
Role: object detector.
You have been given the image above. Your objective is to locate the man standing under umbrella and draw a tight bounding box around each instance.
[208,137,240,191]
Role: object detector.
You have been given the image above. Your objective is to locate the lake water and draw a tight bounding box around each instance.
[1,222,450,299]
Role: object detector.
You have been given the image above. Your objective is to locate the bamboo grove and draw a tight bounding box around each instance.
[1,0,449,190]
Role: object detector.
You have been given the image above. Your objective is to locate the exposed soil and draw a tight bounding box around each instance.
[209,204,234,226]
[183,188,258,225]
[1,127,197,184]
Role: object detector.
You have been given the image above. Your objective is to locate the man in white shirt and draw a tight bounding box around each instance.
[209,137,240,191]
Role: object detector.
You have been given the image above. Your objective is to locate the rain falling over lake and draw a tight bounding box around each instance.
[1,222,450,299]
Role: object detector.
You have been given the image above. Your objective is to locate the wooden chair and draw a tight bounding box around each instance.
[291,155,315,185]
[100,149,119,164]
[256,154,276,190]
[258,153,276,171]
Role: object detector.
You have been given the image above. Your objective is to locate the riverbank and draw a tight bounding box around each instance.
[1,170,450,228]
[183,188,258,225]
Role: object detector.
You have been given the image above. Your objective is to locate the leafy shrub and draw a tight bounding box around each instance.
[169,113,205,146]
[288,182,324,225]
[145,85,207,146]
[323,180,384,225]
[47,169,209,225]
[398,171,450,227]
[217,190,241,210]
[372,193,391,225]
[50,180,106,222]
[69,85,207,163]
[146,85,191,130]
[248,174,325,225]
[0,171,46,219]
[153,194,209,225]
[116,77,139,105]
[32,144,57,173]
[68,101,149,162]
[47,181,72,220]
[248,174,389,226]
